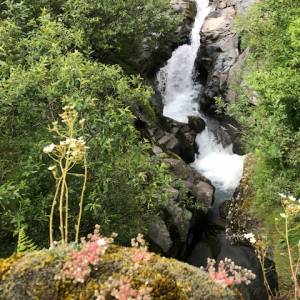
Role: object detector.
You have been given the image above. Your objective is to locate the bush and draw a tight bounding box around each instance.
[0,8,172,256]
[226,0,300,207]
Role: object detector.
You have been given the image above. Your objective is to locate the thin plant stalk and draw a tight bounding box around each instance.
[58,158,69,247]
[44,106,88,248]
[76,156,87,243]
[284,214,299,299]
[49,177,62,246]
[64,179,69,244]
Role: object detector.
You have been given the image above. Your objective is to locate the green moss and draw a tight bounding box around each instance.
[0,246,238,300]
[230,155,293,294]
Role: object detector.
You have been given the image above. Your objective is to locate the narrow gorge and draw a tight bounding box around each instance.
[145,0,278,299]
[1,0,297,298]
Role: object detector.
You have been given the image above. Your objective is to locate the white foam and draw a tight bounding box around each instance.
[157,0,244,204]
[191,129,244,194]
[157,0,210,123]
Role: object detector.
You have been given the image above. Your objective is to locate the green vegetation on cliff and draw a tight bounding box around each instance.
[223,0,300,294]
[0,0,180,256]
[227,0,300,206]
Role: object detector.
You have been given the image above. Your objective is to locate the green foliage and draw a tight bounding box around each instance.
[17,226,37,253]
[0,0,180,73]
[227,0,300,208]
[62,0,180,72]
[0,1,174,255]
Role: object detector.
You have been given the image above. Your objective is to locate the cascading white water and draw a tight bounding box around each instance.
[157,0,210,123]
[191,129,244,214]
[157,0,244,215]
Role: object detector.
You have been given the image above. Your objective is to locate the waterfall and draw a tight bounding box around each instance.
[157,0,210,124]
[157,0,244,216]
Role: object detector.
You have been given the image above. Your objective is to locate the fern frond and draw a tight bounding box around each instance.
[17,226,37,253]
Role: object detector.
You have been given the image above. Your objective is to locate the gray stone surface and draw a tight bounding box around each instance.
[196,0,258,108]
[148,217,173,254]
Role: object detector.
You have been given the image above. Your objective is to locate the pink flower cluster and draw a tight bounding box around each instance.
[201,258,256,287]
[131,250,152,263]
[95,277,151,300]
[130,234,152,263]
[59,225,116,283]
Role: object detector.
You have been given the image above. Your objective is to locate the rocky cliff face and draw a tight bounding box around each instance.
[196,0,257,109]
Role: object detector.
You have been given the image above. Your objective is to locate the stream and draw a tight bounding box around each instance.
[155,2,278,298]
[157,0,244,220]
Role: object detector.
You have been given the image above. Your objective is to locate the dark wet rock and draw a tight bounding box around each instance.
[188,116,206,132]
[219,199,231,220]
[148,216,173,254]
[187,240,213,267]
[195,0,258,109]
[191,181,215,208]
[162,158,215,210]
[164,198,193,243]
[221,155,279,298]
[204,115,243,154]
[216,233,270,300]
[147,116,206,163]
[164,116,206,161]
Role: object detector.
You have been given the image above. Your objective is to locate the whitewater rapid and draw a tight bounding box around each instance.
[157,0,210,123]
[157,0,244,213]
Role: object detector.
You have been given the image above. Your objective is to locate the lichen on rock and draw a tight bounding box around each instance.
[0,245,239,300]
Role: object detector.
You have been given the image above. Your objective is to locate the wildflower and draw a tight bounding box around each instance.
[95,277,152,300]
[280,213,287,218]
[288,195,297,202]
[244,233,256,244]
[79,119,85,127]
[131,234,146,248]
[48,165,56,171]
[279,193,287,198]
[59,225,115,283]
[131,249,152,263]
[43,143,56,154]
[201,258,256,287]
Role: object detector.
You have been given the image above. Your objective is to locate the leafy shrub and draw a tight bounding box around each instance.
[226,0,300,207]
[0,7,172,256]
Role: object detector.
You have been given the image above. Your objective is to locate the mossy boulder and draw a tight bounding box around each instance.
[0,245,239,300]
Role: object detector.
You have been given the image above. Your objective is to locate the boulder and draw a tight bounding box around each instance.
[164,198,193,243]
[216,233,269,300]
[148,217,173,254]
[187,240,213,267]
[0,247,239,300]
[191,181,215,208]
[147,116,206,163]
[188,116,206,132]
[163,158,215,209]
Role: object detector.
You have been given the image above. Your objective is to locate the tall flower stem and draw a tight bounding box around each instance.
[45,106,88,248]
[49,177,62,246]
[284,214,299,299]
[76,156,87,243]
